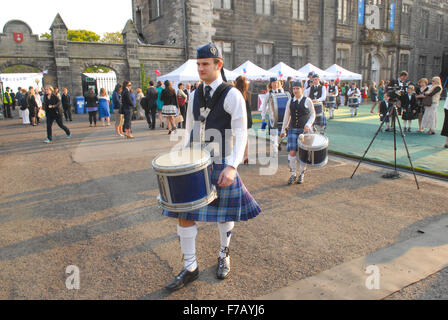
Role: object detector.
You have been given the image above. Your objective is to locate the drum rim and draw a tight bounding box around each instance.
[158,186,218,213]
[152,149,212,173]
[269,92,290,129]
[298,134,329,151]
[298,158,328,168]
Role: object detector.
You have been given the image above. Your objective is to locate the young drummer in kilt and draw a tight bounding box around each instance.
[163,43,261,292]
[280,81,316,185]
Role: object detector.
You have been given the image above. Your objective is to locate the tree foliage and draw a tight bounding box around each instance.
[40,30,123,43]
[2,65,41,73]
[84,66,112,73]
[101,32,123,44]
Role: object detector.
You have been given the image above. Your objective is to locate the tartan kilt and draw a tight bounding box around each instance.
[314,114,327,127]
[287,128,304,152]
[163,164,261,223]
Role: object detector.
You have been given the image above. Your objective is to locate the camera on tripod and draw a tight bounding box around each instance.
[386,80,405,103]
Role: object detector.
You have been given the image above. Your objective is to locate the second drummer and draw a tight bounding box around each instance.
[280,81,316,185]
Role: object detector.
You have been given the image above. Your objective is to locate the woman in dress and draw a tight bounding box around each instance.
[420,77,443,135]
[235,76,252,165]
[136,88,145,120]
[370,82,379,113]
[161,80,178,135]
[156,81,165,128]
[98,88,111,127]
[27,88,38,126]
[415,78,429,133]
[121,81,135,139]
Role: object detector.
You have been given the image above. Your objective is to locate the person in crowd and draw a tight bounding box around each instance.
[3,87,13,118]
[378,80,385,103]
[339,82,346,107]
[130,88,137,121]
[34,87,43,125]
[84,88,99,127]
[161,80,178,135]
[15,87,24,116]
[145,81,159,130]
[361,83,369,104]
[415,78,430,133]
[177,83,188,129]
[235,76,252,165]
[27,88,38,126]
[156,81,165,128]
[420,77,443,135]
[42,85,71,143]
[441,96,448,148]
[136,88,145,120]
[61,88,72,122]
[401,85,418,133]
[54,88,61,100]
[98,88,111,127]
[370,82,379,113]
[20,88,30,125]
[121,81,135,139]
[113,86,124,137]
[379,92,392,132]
[347,83,361,117]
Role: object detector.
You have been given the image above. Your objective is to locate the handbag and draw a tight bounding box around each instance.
[423,96,432,107]
[175,114,184,123]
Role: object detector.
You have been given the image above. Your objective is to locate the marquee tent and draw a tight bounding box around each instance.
[157,59,240,83]
[232,61,276,81]
[268,62,307,80]
[297,63,333,80]
[324,64,362,81]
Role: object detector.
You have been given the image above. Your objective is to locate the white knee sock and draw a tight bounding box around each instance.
[288,155,297,176]
[178,224,198,271]
[218,222,234,258]
[299,163,306,175]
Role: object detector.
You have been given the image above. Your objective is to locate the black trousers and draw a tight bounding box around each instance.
[442,109,448,137]
[88,111,97,125]
[178,105,187,129]
[63,106,72,121]
[145,106,157,128]
[123,109,132,130]
[47,114,70,140]
[3,103,12,118]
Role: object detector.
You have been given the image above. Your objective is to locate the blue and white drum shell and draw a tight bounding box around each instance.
[269,92,291,129]
[313,102,324,116]
[298,134,329,168]
[152,149,217,212]
[348,97,360,107]
[326,95,337,104]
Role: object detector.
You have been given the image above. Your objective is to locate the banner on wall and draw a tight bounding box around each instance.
[358,0,365,25]
[389,2,396,30]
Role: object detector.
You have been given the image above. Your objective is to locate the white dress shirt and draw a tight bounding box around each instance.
[260,89,284,120]
[304,85,327,103]
[184,76,248,169]
[281,96,316,135]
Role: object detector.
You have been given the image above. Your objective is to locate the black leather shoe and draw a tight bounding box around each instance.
[217,248,230,280]
[165,268,199,292]
[288,175,298,185]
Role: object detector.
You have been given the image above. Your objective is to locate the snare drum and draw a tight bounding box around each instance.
[348,97,360,107]
[152,149,217,212]
[298,134,329,168]
[269,92,291,129]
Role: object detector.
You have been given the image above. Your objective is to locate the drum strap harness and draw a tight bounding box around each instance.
[194,83,232,147]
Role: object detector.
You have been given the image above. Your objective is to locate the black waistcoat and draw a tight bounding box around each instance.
[309,86,323,100]
[290,97,310,129]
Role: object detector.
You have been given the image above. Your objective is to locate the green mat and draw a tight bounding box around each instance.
[251,100,448,177]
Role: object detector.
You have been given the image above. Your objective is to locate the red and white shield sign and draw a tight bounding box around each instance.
[13,32,24,43]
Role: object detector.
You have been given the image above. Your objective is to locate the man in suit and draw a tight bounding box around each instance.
[146,81,159,130]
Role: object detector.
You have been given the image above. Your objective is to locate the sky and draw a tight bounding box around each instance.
[0,0,133,36]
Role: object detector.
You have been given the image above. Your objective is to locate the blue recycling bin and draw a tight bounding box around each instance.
[75,96,85,114]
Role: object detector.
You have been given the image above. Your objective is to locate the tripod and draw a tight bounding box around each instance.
[351,101,420,190]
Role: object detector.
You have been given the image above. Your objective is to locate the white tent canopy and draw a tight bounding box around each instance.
[157,59,240,83]
[297,63,333,80]
[268,62,307,80]
[324,64,363,81]
[232,61,276,81]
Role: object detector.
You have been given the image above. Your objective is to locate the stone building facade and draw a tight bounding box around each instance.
[0,14,185,96]
[133,0,448,84]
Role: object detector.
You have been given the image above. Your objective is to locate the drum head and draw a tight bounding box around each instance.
[298,134,329,151]
[153,149,210,172]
